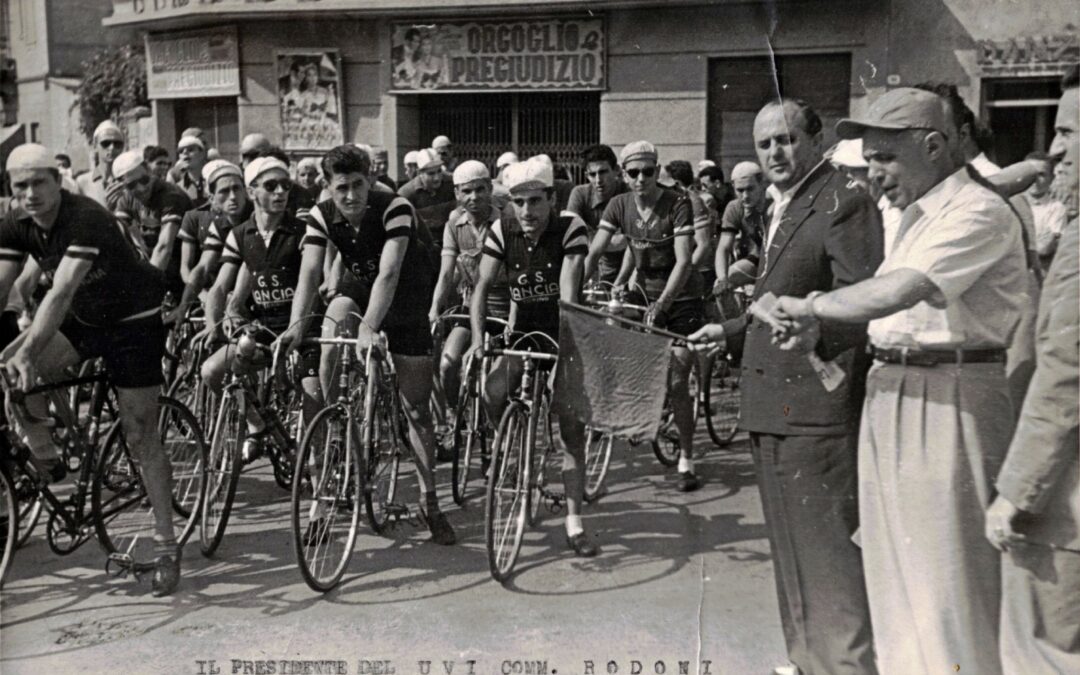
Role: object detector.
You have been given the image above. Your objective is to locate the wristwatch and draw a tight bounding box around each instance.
[805,291,824,319]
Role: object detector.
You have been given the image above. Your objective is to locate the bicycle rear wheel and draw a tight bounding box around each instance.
[651,405,681,466]
[199,390,244,556]
[485,402,529,583]
[583,428,613,503]
[291,405,361,592]
[704,357,741,447]
[11,466,43,549]
[362,382,402,535]
[451,376,486,506]
[0,463,17,586]
[92,396,206,572]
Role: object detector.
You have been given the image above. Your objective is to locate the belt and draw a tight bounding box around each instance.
[871,346,1006,367]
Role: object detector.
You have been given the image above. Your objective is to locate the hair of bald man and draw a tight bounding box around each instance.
[731,161,764,182]
[761,97,823,137]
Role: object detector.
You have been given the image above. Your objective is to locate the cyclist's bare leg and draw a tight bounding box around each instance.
[557,411,587,521]
[438,325,471,410]
[480,354,522,426]
[393,354,438,496]
[200,344,263,431]
[319,296,360,401]
[114,386,176,547]
[670,345,695,463]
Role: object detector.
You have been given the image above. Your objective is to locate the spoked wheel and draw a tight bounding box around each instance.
[583,427,613,503]
[704,357,741,448]
[362,384,401,535]
[167,367,217,440]
[12,468,44,549]
[485,402,530,583]
[451,374,486,506]
[199,390,244,556]
[92,396,205,572]
[527,408,555,528]
[291,405,361,593]
[651,404,681,467]
[267,384,302,492]
[0,463,17,586]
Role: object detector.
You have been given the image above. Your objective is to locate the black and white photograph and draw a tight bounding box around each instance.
[0,1,1077,674]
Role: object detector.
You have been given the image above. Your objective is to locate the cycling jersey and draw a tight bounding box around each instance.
[178,203,239,282]
[599,188,704,302]
[482,211,588,339]
[0,190,165,326]
[114,178,193,296]
[221,214,307,333]
[304,192,434,328]
[442,206,510,319]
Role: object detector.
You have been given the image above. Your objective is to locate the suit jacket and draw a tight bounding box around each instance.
[996,217,1079,550]
[721,162,883,436]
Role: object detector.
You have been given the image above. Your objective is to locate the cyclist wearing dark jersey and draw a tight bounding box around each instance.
[0,143,179,595]
[583,141,705,493]
[469,156,597,558]
[199,157,322,460]
[281,144,455,546]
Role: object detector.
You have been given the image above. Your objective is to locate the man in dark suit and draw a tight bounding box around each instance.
[691,98,882,675]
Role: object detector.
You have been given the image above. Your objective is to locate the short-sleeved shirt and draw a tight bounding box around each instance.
[0,190,164,326]
[684,188,716,272]
[304,192,434,326]
[599,188,703,302]
[868,167,1028,349]
[221,214,307,332]
[114,179,193,294]
[442,205,510,318]
[720,197,770,263]
[482,212,588,338]
[178,203,237,283]
[170,170,207,208]
[565,181,629,259]
[397,175,456,211]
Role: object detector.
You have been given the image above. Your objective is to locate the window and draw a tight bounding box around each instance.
[981,78,1060,166]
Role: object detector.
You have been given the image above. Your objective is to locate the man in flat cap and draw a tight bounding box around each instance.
[76,120,126,207]
[398,148,456,211]
[0,143,181,595]
[432,135,457,172]
[771,87,1029,674]
[171,135,210,207]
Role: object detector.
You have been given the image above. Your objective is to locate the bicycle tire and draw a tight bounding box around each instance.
[92,396,205,572]
[291,404,361,592]
[704,357,741,447]
[0,462,17,586]
[583,428,613,503]
[267,384,302,492]
[527,408,554,528]
[14,475,43,549]
[362,380,401,535]
[651,407,681,467]
[450,376,485,506]
[485,401,530,583]
[199,389,244,556]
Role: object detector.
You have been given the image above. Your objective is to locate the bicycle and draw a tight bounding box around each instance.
[0,363,206,585]
[698,286,749,448]
[483,331,562,583]
[200,323,306,556]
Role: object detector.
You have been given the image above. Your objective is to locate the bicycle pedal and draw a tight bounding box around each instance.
[105,552,136,578]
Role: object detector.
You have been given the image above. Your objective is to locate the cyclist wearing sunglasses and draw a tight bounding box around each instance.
[582,140,705,493]
[199,157,323,461]
[76,120,126,208]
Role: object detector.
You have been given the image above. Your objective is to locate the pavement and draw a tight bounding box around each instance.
[0,432,788,675]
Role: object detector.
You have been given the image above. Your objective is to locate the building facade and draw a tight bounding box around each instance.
[104,0,1078,182]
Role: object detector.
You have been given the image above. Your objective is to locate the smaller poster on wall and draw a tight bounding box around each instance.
[277,50,345,151]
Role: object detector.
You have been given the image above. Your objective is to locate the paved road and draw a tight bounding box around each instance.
[1,434,787,675]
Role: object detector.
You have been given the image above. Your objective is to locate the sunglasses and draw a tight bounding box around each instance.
[625,167,657,180]
[100,140,124,149]
[124,174,151,189]
[259,178,293,193]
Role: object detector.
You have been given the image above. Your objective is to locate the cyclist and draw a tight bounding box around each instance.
[565,144,629,285]
[198,157,322,461]
[428,160,511,430]
[582,141,704,493]
[0,143,180,595]
[281,144,456,546]
[714,161,768,297]
[468,156,597,557]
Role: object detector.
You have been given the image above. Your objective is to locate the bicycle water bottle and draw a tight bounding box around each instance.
[235,332,259,367]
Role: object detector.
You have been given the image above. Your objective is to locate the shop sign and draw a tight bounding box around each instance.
[977,34,1079,77]
[145,27,240,99]
[390,18,605,93]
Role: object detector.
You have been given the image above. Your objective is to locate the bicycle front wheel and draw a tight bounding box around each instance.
[704,358,741,447]
[485,401,530,583]
[291,405,361,593]
[200,390,244,556]
[583,428,613,503]
[362,384,401,535]
[451,376,486,506]
[0,463,17,586]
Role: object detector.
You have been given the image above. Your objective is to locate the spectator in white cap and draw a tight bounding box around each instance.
[490,151,519,209]
[295,156,322,202]
[428,159,503,437]
[829,139,874,196]
[398,147,455,210]
[432,135,456,171]
[697,159,716,174]
[75,119,126,207]
[172,134,209,207]
[1,141,185,596]
[239,133,272,169]
[403,150,420,181]
[468,153,598,558]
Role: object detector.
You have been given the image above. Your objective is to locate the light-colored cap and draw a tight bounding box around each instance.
[432,135,452,149]
[93,120,124,142]
[416,148,443,171]
[239,133,270,155]
[836,87,950,140]
[453,160,490,186]
[496,151,519,169]
[112,149,146,179]
[404,150,420,165]
[296,156,321,172]
[244,156,289,186]
[178,135,206,150]
[620,140,658,166]
[730,161,763,182]
[830,139,868,169]
[697,159,716,172]
[6,143,55,172]
[180,126,204,139]
[202,159,243,186]
[503,157,553,193]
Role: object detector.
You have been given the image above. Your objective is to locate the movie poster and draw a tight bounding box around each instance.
[277,50,345,151]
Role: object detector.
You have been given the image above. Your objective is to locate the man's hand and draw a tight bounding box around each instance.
[275,324,303,356]
[712,277,734,297]
[688,323,725,357]
[194,320,223,349]
[162,304,185,327]
[5,348,37,391]
[985,495,1024,552]
[428,305,440,327]
[353,320,384,358]
[774,318,820,355]
[770,295,818,341]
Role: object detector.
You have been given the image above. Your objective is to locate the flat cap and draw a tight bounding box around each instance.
[178,135,206,150]
[432,135,452,149]
[202,159,243,186]
[416,148,443,171]
[836,87,950,140]
[6,143,55,172]
[404,150,420,165]
[112,149,146,179]
[503,157,553,193]
[496,151,519,170]
[453,160,490,186]
[93,120,124,142]
[244,156,289,186]
[620,141,658,166]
